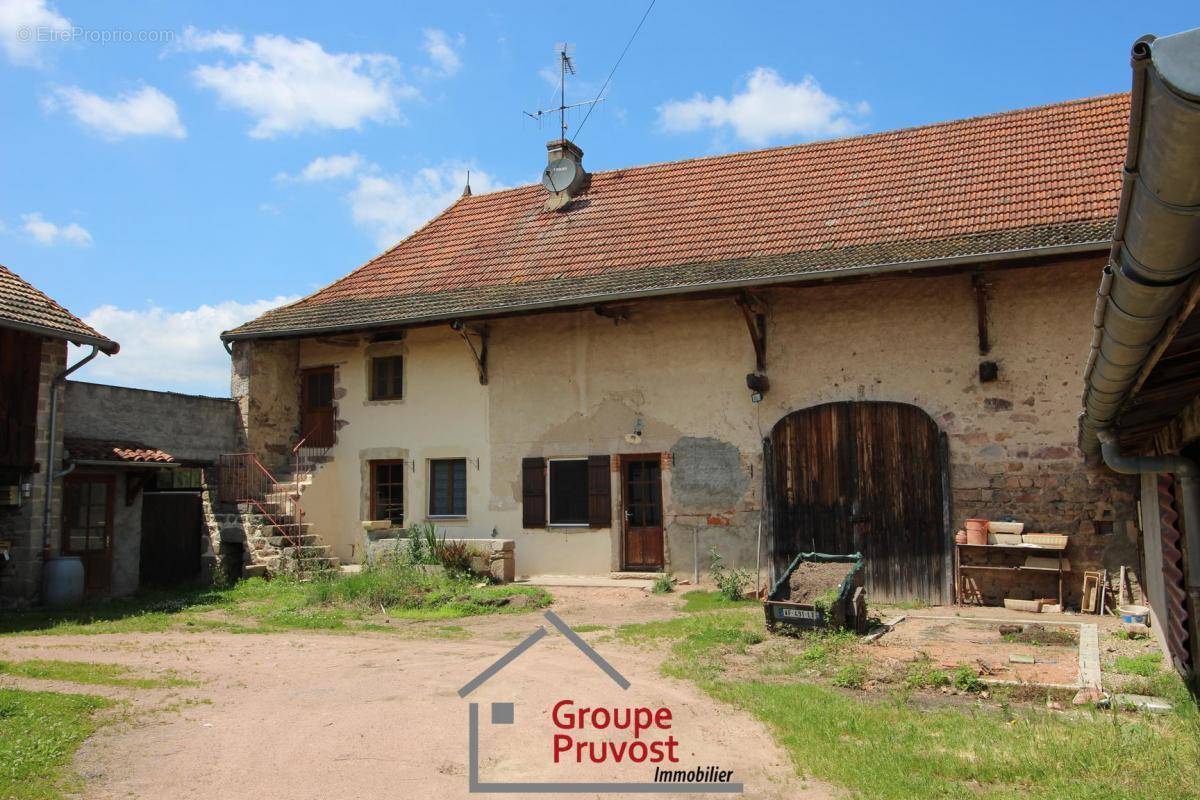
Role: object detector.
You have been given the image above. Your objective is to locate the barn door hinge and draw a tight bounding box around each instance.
[735,293,768,373]
[452,322,488,385]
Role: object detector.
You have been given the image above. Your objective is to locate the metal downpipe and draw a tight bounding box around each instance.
[1097,429,1200,618]
[41,345,100,554]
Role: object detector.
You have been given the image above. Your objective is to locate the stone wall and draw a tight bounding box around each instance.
[64,381,238,463]
[231,339,299,473]
[0,338,64,607]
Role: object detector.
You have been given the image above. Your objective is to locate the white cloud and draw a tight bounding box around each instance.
[45,84,186,140]
[275,152,365,183]
[21,212,92,246]
[190,32,415,138]
[0,0,70,66]
[348,164,504,249]
[658,68,868,146]
[421,28,463,77]
[173,24,245,55]
[71,296,300,396]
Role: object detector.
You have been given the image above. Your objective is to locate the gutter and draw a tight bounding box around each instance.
[0,319,119,355]
[1080,28,1200,454]
[221,237,1108,343]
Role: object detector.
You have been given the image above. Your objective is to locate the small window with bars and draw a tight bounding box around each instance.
[370,356,404,401]
[428,458,467,517]
[370,460,405,524]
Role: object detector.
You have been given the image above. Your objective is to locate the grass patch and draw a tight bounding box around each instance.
[619,605,1200,799]
[1111,652,1163,678]
[0,659,194,689]
[679,590,757,613]
[1,565,552,637]
[0,688,112,799]
[570,624,608,633]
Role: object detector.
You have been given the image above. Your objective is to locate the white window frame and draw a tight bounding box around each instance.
[547,457,590,528]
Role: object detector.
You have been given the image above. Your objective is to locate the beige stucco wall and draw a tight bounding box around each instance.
[244,256,1139,600]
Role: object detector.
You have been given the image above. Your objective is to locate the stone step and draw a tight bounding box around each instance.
[243,564,269,579]
[265,534,321,547]
[277,545,332,559]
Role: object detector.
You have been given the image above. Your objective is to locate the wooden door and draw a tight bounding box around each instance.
[62,474,115,595]
[300,366,335,448]
[139,492,202,587]
[621,456,663,570]
[767,402,947,603]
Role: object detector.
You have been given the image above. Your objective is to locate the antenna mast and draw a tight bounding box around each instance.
[524,44,599,140]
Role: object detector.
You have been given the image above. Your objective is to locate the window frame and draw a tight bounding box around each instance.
[427,458,467,519]
[369,355,405,402]
[546,457,591,528]
[370,459,406,525]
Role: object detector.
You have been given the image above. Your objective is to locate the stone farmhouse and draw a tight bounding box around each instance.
[223,93,1143,608]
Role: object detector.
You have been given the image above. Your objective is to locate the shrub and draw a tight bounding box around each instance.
[652,574,674,594]
[434,538,473,574]
[709,546,751,601]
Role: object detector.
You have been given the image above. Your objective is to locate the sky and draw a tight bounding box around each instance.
[1,1,1196,396]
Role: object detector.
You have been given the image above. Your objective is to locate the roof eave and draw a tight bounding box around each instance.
[221,237,1110,344]
[0,318,120,354]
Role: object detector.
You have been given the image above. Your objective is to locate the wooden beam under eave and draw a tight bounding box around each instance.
[734,293,767,372]
[971,271,990,356]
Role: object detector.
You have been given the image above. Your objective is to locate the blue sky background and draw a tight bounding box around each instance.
[1,1,1195,395]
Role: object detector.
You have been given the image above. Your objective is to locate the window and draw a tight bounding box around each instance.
[370,460,405,524]
[370,356,404,400]
[548,458,589,525]
[428,458,467,517]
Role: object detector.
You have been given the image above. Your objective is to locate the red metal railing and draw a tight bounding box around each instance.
[217,429,333,573]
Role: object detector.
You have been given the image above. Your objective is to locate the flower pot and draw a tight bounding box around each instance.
[954,529,968,545]
[965,518,988,545]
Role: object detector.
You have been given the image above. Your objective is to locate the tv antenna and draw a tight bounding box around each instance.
[524,44,600,139]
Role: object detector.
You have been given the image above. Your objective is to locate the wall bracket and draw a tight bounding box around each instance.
[453,322,489,385]
[735,293,768,372]
[972,271,991,356]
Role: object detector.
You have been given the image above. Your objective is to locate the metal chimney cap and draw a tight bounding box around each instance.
[1148,27,1200,101]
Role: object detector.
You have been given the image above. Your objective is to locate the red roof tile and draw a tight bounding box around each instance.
[228,94,1129,339]
[65,437,176,465]
[0,264,118,352]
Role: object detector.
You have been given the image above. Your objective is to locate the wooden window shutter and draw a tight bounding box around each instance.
[522,457,547,528]
[587,455,611,529]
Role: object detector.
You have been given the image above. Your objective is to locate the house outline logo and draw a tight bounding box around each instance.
[458,610,744,794]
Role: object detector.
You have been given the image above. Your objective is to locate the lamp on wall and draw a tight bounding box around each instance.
[624,417,645,445]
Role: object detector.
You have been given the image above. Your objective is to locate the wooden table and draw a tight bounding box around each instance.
[954,541,1066,607]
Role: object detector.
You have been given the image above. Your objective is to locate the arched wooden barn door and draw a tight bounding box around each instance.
[766,402,948,603]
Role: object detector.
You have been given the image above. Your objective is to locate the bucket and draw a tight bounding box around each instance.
[1118,604,1150,626]
[965,519,988,545]
[42,556,85,608]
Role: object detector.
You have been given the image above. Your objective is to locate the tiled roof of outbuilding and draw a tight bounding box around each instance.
[0,264,118,352]
[65,437,176,465]
[227,93,1130,340]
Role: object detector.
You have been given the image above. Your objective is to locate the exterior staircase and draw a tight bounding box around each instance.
[218,447,337,580]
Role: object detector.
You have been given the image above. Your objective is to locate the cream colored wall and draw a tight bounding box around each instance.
[286,256,1138,588]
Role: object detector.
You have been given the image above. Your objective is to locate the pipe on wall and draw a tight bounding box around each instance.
[41,345,100,554]
[1080,28,1200,454]
[1098,429,1200,673]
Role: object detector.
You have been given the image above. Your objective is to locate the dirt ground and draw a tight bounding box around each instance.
[0,588,833,800]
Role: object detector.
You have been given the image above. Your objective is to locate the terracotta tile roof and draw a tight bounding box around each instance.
[65,437,176,465]
[0,264,118,352]
[227,94,1130,340]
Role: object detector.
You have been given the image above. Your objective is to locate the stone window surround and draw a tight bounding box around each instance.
[362,341,407,407]
[359,447,409,526]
